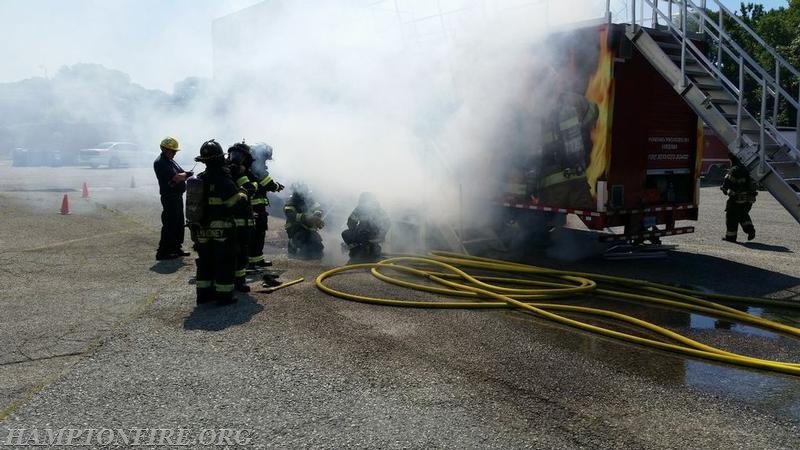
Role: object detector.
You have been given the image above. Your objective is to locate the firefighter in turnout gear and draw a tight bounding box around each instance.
[247,143,284,270]
[721,157,757,242]
[534,91,598,210]
[341,192,391,263]
[284,184,325,260]
[192,139,248,305]
[227,142,256,292]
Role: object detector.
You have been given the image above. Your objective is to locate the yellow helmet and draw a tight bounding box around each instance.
[160,136,180,152]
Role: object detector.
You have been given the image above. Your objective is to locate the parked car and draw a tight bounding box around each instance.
[78,142,150,168]
[11,148,61,167]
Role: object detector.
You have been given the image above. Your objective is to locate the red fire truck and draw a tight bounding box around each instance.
[493,22,702,246]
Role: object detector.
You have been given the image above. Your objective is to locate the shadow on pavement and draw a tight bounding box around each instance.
[183,295,263,331]
[515,249,800,299]
[740,242,793,252]
[149,259,188,274]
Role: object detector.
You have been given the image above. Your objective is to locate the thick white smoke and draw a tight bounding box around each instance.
[196,0,610,226]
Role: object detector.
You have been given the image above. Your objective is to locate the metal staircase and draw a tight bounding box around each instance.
[614,0,800,224]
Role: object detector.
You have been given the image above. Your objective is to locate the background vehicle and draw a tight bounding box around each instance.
[78,142,150,168]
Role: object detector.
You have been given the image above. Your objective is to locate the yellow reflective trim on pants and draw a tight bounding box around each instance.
[235,269,246,278]
[196,280,213,288]
[248,255,264,263]
[216,284,235,293]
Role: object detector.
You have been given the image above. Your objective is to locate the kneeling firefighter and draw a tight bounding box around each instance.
[341,192,391,263]
[283,183,325,259]
[187,139,248,305]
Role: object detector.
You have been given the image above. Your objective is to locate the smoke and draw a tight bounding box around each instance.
[200,1,609,232]
[2,0,613,258]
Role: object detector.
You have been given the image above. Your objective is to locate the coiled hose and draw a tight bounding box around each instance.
[315,251,800,376]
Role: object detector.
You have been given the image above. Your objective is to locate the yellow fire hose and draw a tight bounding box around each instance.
[315,251,800,376]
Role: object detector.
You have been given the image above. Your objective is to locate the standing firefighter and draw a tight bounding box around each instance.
[190,139,247,305]
[248,142,284,269]
[721,157,758,242]
[283,184,325,260]
[153,136,193,260]
[341,192,391,263]
[227,142,256,292]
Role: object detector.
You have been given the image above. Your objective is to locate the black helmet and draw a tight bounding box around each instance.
[195,139,224,162]
[227,141,253,166]
[288,182,310,205]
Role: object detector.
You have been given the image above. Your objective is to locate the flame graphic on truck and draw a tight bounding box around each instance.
[585,26,615,199]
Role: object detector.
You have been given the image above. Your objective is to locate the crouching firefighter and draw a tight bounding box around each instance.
[247,142,284,270]
[227,141,256,292]
[187,139,248,306]
[341,192,390,263]
[283,183,325,260]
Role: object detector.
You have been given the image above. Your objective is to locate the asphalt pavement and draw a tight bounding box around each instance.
[0,161,798,449]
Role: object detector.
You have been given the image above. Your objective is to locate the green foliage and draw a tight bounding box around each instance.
[706,1,800,127]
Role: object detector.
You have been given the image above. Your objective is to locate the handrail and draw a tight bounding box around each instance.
[627,0,800,154]
[681,0,800,111]
[709,0,800,79]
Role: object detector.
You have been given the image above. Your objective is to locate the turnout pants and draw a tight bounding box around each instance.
[234,226,251,287]
[725,200,755,241]
[248,204,268,265]
[287,228,324,259]
[195,230,236,303]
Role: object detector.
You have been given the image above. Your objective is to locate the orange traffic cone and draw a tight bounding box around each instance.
[60,194,70,215]
[81,182,89,198]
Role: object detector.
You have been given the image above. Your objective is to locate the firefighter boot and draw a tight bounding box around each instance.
[216,292,237,306]
[235,282,251,293]
[746,228,756,241]
[196,288,215,305]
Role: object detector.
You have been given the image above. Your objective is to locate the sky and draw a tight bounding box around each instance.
[0,0,263,91]
[0,0,791,92]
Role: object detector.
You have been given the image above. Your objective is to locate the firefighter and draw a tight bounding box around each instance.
[247,143,284,270]
[283,184,325,260]
[192,139,248,305]
[153,136,193,260]
[341,192,391,263]
[227,142,256,292]
[721,157,757,242]
[534,90,598,210]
